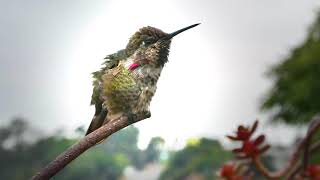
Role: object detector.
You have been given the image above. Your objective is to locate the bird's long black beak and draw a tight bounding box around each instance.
[165,23,200,40]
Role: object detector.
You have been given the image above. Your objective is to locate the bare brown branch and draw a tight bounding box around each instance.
[32,112,151,180]
[286,140,320,179]
[252,115,320,179]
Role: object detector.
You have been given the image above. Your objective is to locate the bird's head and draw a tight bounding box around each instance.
[125,24,200,67]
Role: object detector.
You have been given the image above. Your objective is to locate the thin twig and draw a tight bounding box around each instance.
[286,140,320,180]
[252,115,320,179]
[286,115,320,179]
[252,140,304,179]
[252,157,276,179]
[32,112,151,180]
[303,114,320,172]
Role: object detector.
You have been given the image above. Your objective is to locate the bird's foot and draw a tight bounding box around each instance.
[142,111,151,118]
[126,112,138,123]
[126,111,151,123]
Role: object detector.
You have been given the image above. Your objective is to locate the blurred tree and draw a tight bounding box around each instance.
[75,126,86,136]
[131,137,165,170]
[159,138,232,180]
[0,119,161,180]
[144,137,164,163]
[261,11,320,124]
[101,125,144,169]
[54,147,129,180]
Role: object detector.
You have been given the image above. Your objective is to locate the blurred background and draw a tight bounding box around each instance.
[1,0,320,179]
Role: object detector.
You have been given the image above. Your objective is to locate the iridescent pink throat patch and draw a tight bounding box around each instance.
[128,63,140,70]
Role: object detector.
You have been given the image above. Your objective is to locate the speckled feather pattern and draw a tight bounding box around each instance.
[87,26,171,134]
[101,48,165,119]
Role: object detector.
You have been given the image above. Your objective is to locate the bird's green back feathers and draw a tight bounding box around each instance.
[90,49,129,106]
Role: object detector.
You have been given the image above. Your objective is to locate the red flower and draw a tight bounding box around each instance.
[219,164,247,180]
[227,121,258,141]
[305,165,320,179]
[227,120,270,159]
[232,135,270,158]
[220,164,236,178]
[242,140,260,157]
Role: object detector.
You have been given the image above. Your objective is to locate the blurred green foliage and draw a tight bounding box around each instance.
[0,118,163,180]
[261,11,320,124]
[159,138,232,180]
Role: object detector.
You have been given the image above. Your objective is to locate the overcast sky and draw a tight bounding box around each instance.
[1,0,319,149]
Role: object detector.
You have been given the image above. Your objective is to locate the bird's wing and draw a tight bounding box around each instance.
[86,49,128,135]
[90,49,127,106]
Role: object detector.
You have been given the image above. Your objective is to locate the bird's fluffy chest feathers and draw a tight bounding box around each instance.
[101,57,162,115]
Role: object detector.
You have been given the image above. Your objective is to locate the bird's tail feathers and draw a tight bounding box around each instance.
[85,109,108,136]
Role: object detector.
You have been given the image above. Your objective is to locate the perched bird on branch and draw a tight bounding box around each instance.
[86,24,200,136]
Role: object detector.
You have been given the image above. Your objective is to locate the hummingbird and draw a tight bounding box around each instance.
[86,23,200,135]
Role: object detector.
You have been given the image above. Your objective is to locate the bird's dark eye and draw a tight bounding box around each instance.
[144,40,152,45]
[143,36,155,45]
[140,40,151,48]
